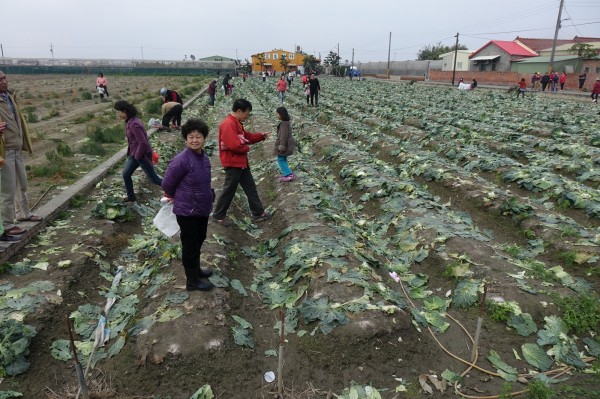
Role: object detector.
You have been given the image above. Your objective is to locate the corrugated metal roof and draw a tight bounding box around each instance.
[471,55,500,61]
[470,40,537,58]
[513,55,580,63]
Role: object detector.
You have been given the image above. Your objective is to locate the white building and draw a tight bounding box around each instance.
[439,50,472,71]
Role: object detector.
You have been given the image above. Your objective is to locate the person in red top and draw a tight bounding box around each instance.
[276,75,287,103]
[559,72,567,90]
[517,78,527,99]
[592,78,600,103]
[212,99,271,225]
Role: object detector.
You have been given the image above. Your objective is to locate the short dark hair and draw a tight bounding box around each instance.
[181,118,209,140]
[276,106,290,121]
[113,100,137,119]
[232,99,252,112]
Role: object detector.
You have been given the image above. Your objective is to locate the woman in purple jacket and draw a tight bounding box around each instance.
[161,119,215,291]
[114,100,163,202]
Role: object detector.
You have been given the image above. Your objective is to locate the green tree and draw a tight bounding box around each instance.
[570,43,598,59]
[279,54,290,73]
[302,55,321,74]
[254,52,266,71]
[323,51,341,67]
[417,42,468,60]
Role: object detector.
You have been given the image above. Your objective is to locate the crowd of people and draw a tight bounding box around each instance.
[112,68,600,292]
[3,66,599,289]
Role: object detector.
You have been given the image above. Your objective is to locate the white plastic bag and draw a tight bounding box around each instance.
[148,118,162,130]
[153,203,180,237]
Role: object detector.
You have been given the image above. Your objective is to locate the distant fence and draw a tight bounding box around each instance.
[0,57,236,76]
[358,60,443,79]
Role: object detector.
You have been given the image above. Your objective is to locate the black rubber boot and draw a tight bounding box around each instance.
[184,267,214,291]
[198,268,213,278]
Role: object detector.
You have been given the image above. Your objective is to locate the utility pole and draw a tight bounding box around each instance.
[141,45,144,61]
[386,32,392,79]
[1,44,4,61]
[549,0,564,73]
[451,32,459,86]
[50,43,54,61]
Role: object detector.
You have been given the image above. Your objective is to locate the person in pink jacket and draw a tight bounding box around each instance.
[276,75,287,103]
[559,72,567,90]
[96,72,109,97]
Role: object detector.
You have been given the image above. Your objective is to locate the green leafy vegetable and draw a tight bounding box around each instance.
[0,320,37,376]
[507,313,537,336]
[487,350,518,382]
[521,343,553,371]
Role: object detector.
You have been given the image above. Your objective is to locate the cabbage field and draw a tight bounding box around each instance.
[1,76,600,399]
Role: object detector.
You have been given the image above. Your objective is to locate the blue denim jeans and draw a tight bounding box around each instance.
[277,155,292,176]
[279,91,285,103]
[122,156,162,201]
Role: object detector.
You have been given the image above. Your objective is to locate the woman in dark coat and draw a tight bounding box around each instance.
[161,119,215,291]
[114,100,162,202]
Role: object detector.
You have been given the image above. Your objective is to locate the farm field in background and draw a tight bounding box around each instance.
[1,75,599,399]
[6,74,208,210]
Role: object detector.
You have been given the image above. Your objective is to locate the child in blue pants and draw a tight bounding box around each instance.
[274,107,295,182]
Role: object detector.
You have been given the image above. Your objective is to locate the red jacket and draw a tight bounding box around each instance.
[559,73,567,84]
[218,114,265,168]
[593,81,600,95]
[276,79,287,92]
[518,80,527,90]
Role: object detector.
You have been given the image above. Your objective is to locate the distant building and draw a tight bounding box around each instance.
[197,55,237,62]
[469,40,537,71]
[511,55,582,74]
[514,36,600,53]
[537,41,600,57]
[251,49,310,74]
[438,50,471,71]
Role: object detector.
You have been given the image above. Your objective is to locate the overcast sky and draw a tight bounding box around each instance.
[2,0,599,63]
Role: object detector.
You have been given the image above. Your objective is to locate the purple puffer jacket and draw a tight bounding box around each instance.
[161,148,214,217]
[126,117,152,161]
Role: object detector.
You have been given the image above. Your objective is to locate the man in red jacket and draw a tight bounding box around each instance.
[212,99,271,226]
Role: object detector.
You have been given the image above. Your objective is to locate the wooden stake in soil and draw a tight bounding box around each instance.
[277,309,285,398]
[66,315,90,399]
[471,284,487,362]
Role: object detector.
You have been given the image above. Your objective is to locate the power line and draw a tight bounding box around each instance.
[563,5,583,36]
[462,20,599,36]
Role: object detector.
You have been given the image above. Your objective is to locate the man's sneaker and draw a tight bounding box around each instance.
[252,212,271,222]
[212,216,233,226]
